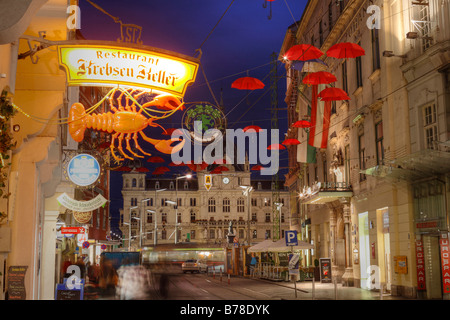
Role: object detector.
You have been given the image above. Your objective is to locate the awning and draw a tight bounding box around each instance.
[248,239,273,253]
[267,239,313,252]
[362,147,450,181]
[301,191,353,204]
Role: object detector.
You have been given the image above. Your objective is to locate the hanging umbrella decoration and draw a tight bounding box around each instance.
[262,0,276,20]
[284,44,324,61]
[326,42,365,59]
[292,120,311,128]
[243,125,263,132]
[135,167,150,173]
[302,71,337,86]
[318,87,350,101]
[251,164,263,171]
[147,156,165,163]
[282,138,301,146]
[232,72,265,105]
[267,143,286,150]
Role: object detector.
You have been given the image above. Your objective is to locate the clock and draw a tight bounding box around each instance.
[222,177,230,184]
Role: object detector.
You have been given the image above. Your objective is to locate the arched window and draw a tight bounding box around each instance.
[132,178,137,187]
[190,210,196,222]
[265,212,271,222]
[237,197,245,213]
[208,197,216,213]
[155,181,160,189]
[169,181,174,189]
[222,197,230,213]
[161,212,167,223]
[147,211,153,223]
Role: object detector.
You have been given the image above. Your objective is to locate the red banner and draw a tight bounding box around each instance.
[61,227,85,234]
[439,236,450,294]
[415,240,426,291]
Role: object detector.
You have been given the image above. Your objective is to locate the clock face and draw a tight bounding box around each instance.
[223,177,230,184]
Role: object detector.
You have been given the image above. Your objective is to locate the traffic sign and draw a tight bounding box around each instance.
[285,230,298,246]
[205,174,212,191]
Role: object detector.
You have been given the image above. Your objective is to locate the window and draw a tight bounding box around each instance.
[146,198,153,206]
[251,198,257,207]
[265,212,271,222]
[371,28,380,71]
[169,181,174,190]
[147,212,153,223]
[323,157,328,183]
[423,103,438,149]
[132,178,137,187]
[177,212,181,223]
[177,198,182,208]
[223,197,230,213]
[208,197,216,213]
[358,132,366,181]
[162,229,167,240]
[265,230,271,239]
[161,212,167,223]
[190,230,196,240]
[131,211,138,227]
[130,198,137,206]
[412,4,433,51]
[344,145,350,184]
[239,229,244,239]
[190,210,196,223]
[209,229,215,239]
[190,198,197,206]
[264,198,271,207]
[252,230,257,239]
[155,181,160,189]
[252,212,257,221]
[356,43,363,88]
[339,0,344,14]
[342,60,348,94]
[375,121,384,164]
[184,181,189,190]
[237,197,245,213]
[257,182,262,190]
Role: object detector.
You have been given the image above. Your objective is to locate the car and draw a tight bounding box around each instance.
[182,259,208,273]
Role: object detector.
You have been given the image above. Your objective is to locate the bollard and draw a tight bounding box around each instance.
[213,268,215,279]
[228,274,230,285]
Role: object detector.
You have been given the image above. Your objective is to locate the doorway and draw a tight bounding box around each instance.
[423,235,442,299]
[358,212,370,289]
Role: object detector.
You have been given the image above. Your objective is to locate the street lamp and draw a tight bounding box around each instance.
[174,174,193,244]
[154,188,167,246]
[128,206,138,251]
[240,185,254,245]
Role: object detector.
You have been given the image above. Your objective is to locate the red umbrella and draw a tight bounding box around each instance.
[326,42,365,59]
[135,167,150,172]
[155,166,170,172]
[318,87,350,101]
[161,128,182,136]
[215,166,229,172]
[282,138,301,145]
[115,166,132,172]
[231,77,265,90]
[284,44,324,61]
[152,169,165,175]
[292,120,311,128]
[267,144,286,150]
[251,165,263,171]
[302,71,337,85]
[169,161,183,166]
[243,125,262,132]
[147,156,165,163]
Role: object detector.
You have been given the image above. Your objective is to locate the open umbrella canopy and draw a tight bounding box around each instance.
[147,156,165,163]
[326,42,365,59]
[135,167,150,172]
[210,168,222,174]
[215,165,229,172]
[318,87,350,101]
[302,71,337,85]
[115,166,132,172]
[231,77,265,90]
[292,120,311,128]
[284,44,324,61]
[282,138,301,145]
[267,239,314,252]
[155,166,170,172]
[267,143,286,150]
[251,164,263,171]
[243,125,262,132]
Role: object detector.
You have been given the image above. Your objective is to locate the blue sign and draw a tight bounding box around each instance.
[67,153,100,186]
[285,230,298,246]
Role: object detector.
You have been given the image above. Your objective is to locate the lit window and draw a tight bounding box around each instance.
[423,103,438,149]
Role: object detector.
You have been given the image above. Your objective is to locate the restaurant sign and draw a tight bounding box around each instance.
[57,193,107,212]
[58,44,199,96]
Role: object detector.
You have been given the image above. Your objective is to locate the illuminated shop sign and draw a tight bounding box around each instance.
[67,153,100,187]
[58,45,199,96]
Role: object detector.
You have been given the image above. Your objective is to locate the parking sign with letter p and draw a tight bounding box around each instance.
[285,230,298,246]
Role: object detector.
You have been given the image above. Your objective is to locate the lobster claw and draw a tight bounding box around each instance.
[143,93,184,111]
[154,137,186,154]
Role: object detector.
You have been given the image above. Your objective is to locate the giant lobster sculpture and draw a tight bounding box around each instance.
[68,88,186,162]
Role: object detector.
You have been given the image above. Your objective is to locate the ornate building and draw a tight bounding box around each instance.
[119,160,290,252]
[280,0,449,299]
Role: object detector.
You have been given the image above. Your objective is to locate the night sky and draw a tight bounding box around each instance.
[77,0,307,234]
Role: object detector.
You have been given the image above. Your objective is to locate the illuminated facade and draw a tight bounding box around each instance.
[119,161,290,252]
[281,0,449,299]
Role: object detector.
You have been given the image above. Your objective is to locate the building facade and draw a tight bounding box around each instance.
[281,0,449,299]
[119,161,290,253]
